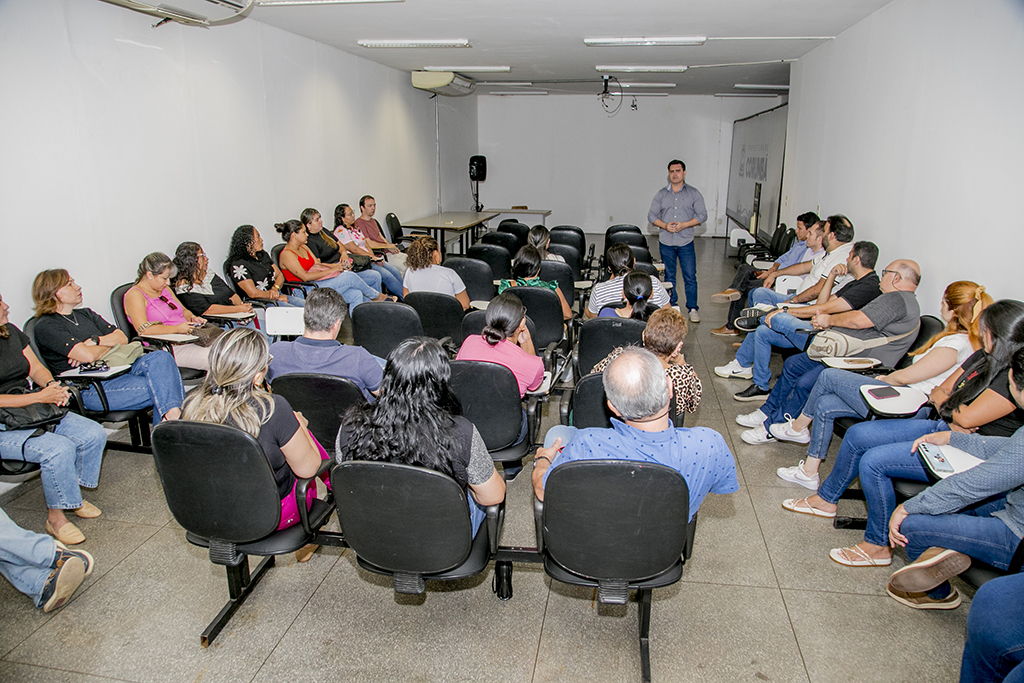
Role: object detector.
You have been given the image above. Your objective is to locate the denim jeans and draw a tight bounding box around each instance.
[802,368,887,460]
[758,352,824,426]
[315,271,381,309]
[0,412,106,510]
[748,287,791,308]
[659,241,696,310]
[80,350,186,423]
[371,262,404,298]
[961,573,1024,683]
[725,264,761,329]
[0,508,59,608]
[735,313,813,390]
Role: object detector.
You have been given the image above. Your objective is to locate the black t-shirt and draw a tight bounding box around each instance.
[0,325,32,392]
[227,252,276,293]
[307,230,341,264]
[949,350,1024,437]
[34,310,117,374]
[834,272,881,310]
[176,275,235,316]
[246,394,302,499]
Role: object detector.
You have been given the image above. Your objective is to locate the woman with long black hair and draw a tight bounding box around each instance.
[336,337,505,536]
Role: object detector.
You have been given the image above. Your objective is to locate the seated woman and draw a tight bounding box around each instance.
[225,225,304,308]
[172,241,257,328]
[585,243,670,319]
[771,281,990,488]
[528,225,565,263]
[301,207,398,298]
[124,252,211,371]
[336,337,505,538]
[499,246,573,321]
[181,327,330,562]
[402,236,471,311]
[592,306,702,415]
[456,292,544,399]
[0,289,107,546]
[32,269,185,425]
[276,219,392,310]
[784,299,1024,568]
[329,204,404,296]
[598,270,658,321]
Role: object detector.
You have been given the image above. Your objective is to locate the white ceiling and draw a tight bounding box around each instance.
[126,0,896,95]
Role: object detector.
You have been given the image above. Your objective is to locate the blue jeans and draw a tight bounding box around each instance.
[81,350,186,423]
[758,352,824,426]
[735,313,813,390]
[802,369,886,460]
[371,262,404,298]
[0,412,106,511]
[315,271,381,309]
[961,573,1024,683]
[0,508,59,608]
[659,242,696,310]
[748,287,791,308]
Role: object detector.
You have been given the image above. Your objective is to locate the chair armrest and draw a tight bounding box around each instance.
[295,459,335,535]
[526,395,541,446]
[62,376,112,413]
[559,388,573,426]
[542,342,557,373]
[533,494,545,554]
[571,345,581,382]
[485,501,504,556]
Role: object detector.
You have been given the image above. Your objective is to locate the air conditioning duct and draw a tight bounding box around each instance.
[412,71,476,97]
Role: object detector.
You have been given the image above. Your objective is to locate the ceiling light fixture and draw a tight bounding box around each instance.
[488,91,547,96]
[610,82,676,88]
[358,39,470,48]
[733,83,790,90]
[714,92,780,98]
[708,36,832,42]
[258,0,403,5]
[595,66,688,73]
[584,36,707,47]
[423,66,510,73]
[478,81,533,86]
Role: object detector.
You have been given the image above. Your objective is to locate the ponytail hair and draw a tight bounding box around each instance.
[911,280,994,356]
[606,243,635,277]
[622,270,656,322]
[528,225,551,259]
[275,219,304,242]
[481,293,525,346]
[512,246,543,279]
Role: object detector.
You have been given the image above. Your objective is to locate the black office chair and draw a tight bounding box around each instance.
[546,244,583,282]
[384,212,428,252]
[450,360,539,464]
[539,260,580,312]
[497,222,529,252]
[534,460,691,683]
[467,244,512,281]
[607,231,648,249]
[739,223,788,264]
[627,245,654,264]
[633,261,659,278]
[506,287,571,373]
[573,317,646,379]
[151,420,334,646]
[443,257,495,303]
[270,374,367,454]
[560,370,684,430]
[404,292,466,346]
[549,229,585,257]
[330,461,503,595]
[499,218,519,227]
[606,224,642,237]
[552,224,585,239]
[351,301,423,359]
[481,231,520,255]
[109,283,206,384]
[22,317,152,454]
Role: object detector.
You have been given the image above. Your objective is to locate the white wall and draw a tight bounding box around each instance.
[0,0,476,323]
[782,0,1024,314]
[477,95,776,235]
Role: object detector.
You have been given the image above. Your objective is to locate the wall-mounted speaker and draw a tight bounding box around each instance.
[469,155,487,182]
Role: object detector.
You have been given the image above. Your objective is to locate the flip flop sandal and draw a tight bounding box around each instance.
[782,498,836,518]
[829,545,892,567]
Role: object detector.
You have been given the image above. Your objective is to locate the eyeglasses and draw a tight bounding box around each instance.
[881,269,901,278]
[158,295,178,310]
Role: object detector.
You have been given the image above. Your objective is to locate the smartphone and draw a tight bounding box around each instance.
[867,386,901,399]
[919,443,954,473]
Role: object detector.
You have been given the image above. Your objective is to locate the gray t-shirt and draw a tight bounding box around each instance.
[403,264,466,297]
[843,290,921,366]
[467,427,495,485]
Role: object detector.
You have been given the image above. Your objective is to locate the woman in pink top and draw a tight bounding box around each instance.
[456,292,544,398]
[124,252,210,371]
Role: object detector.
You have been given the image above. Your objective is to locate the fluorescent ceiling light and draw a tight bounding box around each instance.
[624,93,669,97]
[489,91,547,96]
[423,66,510,73]
[596,65,688,73]
[478,81,533,86]
[585,36,707,47]
[708,36,832,42]
[358,39,470,48]
[714,92,780,98]
[734,83,790,90]
[611,82,676,88]
[258,0,402,4]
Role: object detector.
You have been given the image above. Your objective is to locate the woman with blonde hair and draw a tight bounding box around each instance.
[402,236,471,310]
[181,327,329,560]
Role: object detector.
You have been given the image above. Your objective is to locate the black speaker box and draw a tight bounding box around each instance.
[469,155,487,182]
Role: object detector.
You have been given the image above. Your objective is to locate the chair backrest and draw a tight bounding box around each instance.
[767,223,788,254]
[506,287,564,351]
[270,373,366,453]
[351,301,423,359]
[776,227,795,256]
[151,421,282,542]
[577,318,646,376]
[548,230,586,260]
[539,260,576,304]
[570,372,617,428]
[271,243,285,268]
[545,244,582,281]
[606,224,641,237]
[552,225,585,239]
[384,212,403,242]
[481,231,520,255]
[466,244,512,280]
[499,218,519,226]
[606,231,647,249]
[627,244,653,264]
[543,460,689,579]
[497,222,530,252]
[893,315,946,370]
[109,282,137,336]
[404,291,466,345]
[443,257,495,302]
[633,261,658,277]
[449,360,524,451]
[461,310,537,344]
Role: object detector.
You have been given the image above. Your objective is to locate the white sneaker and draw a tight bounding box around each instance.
[714,359,753,380]
[740,424,775,445]
[689,309,701,323]
[768,416,811,444]
[777,460,820,490]
[736,408,767,428]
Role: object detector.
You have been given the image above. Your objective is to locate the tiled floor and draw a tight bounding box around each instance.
[0,237,970,683]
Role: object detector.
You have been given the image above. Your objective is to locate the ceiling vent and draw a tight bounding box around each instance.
[411,71,476,97]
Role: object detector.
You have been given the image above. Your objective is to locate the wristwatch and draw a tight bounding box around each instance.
[89,335,100,345]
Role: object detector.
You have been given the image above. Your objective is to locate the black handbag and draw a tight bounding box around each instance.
[349,255,374,272]
[0,385,69,432]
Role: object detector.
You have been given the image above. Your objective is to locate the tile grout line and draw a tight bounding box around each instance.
[529,579,553,683]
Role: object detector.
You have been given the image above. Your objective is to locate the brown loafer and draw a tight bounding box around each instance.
[710,289,741,304]
[295,544,319,563]
[711,325,739,337]
[75,501,102,519]
[46,520,85,546]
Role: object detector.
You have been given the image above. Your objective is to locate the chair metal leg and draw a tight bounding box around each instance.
[493,560,513,601]
[638,588,652,683]
[833,489,867,530]
[200,555,275,647]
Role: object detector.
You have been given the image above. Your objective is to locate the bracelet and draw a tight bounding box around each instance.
[533,455,552,466]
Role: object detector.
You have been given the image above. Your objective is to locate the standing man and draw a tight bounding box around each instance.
[648,160,707,323]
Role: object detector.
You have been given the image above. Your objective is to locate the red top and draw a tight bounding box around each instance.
[282,247,315,283]
[355,217,386,244]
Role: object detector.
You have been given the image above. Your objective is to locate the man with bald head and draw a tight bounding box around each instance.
[532,347,738,519]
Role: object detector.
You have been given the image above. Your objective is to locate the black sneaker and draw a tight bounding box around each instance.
[734,313,766,332]
[39,548,86,613]
[734,384,771,402]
